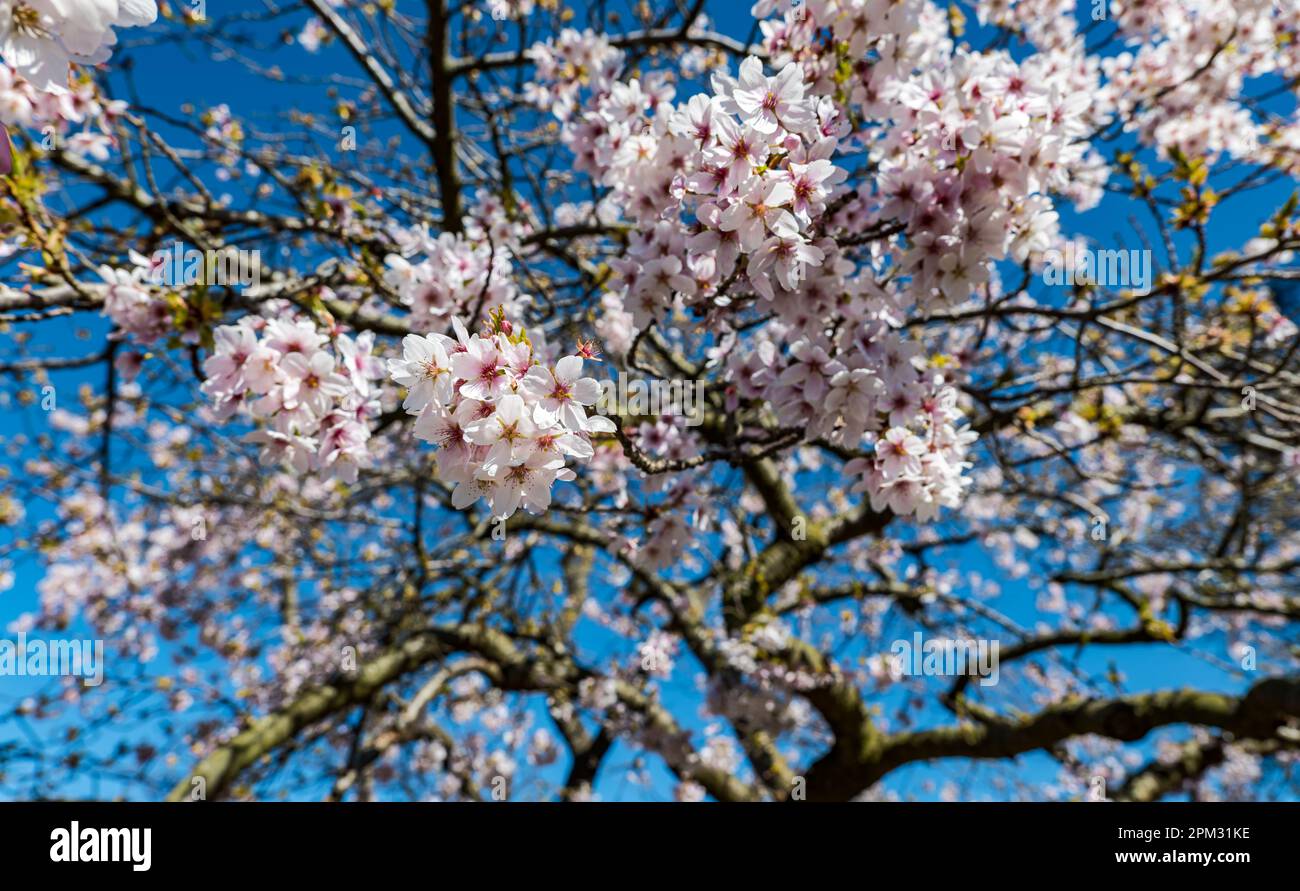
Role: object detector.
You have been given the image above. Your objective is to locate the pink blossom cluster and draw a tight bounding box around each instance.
[844,382,978,520]
[523,20,988,519]
[296,17,329,53]
[460,189,535,247]
[0,0,155,154]
[973,0,1083,52]
[200,103,244,169]
[26,489,204,663]
[870,49,1107,310]
[485,0,535,21]
[752,1,1112,301]
[975,0,1300,165]
[388,318,615,519]
[546,50,847,323]
[0,64,129,158]
[524,28,624,122]
[1098,0,1285,162]
[1,0,156,92]
[98,250,172,343]
[383,225,523,325]
[722,319,979,517]
[201,316,386,484]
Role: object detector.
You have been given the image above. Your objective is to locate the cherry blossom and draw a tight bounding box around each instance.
[7,0,1300,809]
